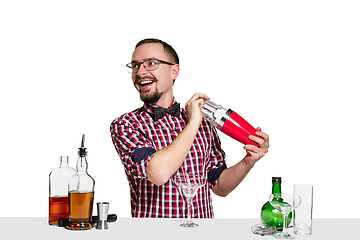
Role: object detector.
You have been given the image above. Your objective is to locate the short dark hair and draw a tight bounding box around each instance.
[135,38,179,64]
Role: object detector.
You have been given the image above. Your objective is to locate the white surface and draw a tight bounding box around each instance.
[1,218,359,240]
[1,1,359,218]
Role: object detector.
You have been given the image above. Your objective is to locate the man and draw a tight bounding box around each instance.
[110,38,269,218]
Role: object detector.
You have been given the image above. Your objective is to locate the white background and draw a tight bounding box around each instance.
[1,0,359,218]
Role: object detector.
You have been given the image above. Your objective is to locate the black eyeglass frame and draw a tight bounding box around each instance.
[126,59,175,74]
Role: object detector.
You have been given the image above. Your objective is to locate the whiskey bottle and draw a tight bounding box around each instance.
[66,134,95,230]
[49,156,76,225]
[260,177,292,230]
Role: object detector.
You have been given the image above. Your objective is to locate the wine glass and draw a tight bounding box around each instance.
[269,193,301,239]
[174,174,206,227]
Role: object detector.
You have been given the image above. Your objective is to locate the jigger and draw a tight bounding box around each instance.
[96,202,109,230]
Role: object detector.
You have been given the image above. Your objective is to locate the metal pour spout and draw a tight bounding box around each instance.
[78,134,87,157]
[81,134,85,148]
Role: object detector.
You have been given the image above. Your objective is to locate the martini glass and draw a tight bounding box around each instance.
[269,193,301,239]
[174,174,206,227]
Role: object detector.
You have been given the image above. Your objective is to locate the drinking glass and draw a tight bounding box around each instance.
[174,174,206,227]
[293,184,313,235]
[269,193,301,239]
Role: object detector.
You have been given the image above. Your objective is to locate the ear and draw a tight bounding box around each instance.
[171,64,180,80]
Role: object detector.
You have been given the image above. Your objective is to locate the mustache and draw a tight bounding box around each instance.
[135,75,158,85]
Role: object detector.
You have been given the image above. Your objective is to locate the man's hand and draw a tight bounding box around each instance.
[243,127,270,166]
[185,93,210,126]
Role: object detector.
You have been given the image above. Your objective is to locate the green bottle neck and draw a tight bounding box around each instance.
[272,182,282,195]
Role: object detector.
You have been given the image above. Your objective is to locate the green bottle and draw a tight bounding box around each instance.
[260,177,292,230]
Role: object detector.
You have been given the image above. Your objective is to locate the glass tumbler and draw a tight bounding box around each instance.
[293,184,313,235]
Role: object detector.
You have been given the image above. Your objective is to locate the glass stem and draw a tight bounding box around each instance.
[282,211,289,235]
[187,198,192,223]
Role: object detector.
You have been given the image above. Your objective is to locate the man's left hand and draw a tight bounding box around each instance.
[243,127,270,165]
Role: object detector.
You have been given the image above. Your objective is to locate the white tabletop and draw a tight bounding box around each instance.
[1,218,359,239]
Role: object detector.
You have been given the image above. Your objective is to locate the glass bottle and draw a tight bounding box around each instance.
[49,156,76,225]
[66,134,95,230]
[261,177,292,230]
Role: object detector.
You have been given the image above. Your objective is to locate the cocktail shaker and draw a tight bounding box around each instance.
[201,100,261,146]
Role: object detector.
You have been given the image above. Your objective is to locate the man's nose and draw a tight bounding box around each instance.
[137,63,148,75]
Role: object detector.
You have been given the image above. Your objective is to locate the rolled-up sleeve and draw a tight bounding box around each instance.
[207,125,227,188]
[110,117,156,179]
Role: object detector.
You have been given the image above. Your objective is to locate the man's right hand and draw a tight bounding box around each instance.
[185,93,210,126]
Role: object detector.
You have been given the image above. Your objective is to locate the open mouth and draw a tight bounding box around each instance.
[139,80,154,87]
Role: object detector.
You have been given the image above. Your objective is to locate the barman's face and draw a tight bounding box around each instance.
[131,43,178,105]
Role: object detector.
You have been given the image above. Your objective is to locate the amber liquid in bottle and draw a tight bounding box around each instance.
[48,196,69,225]
[66,135,95,230]
[66,191,94,230]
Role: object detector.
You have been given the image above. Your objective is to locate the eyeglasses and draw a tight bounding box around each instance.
[126,59,175,74]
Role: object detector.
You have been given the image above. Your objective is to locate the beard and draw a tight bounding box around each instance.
[140,90,163,105]
[135,75,163,105]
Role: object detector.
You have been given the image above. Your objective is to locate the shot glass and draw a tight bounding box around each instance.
[293,184,313,235]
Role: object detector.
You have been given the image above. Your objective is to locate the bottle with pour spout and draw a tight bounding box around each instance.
[201,100,262,146]
[66,134,95,230]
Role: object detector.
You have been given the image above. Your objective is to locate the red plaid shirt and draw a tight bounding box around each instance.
[110,100,226,218]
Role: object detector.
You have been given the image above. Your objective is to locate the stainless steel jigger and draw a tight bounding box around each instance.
[96,202,109,230]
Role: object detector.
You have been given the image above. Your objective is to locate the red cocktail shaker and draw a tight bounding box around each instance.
[201,100,262,146]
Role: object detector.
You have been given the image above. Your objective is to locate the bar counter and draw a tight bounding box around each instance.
[1,218,358,239]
